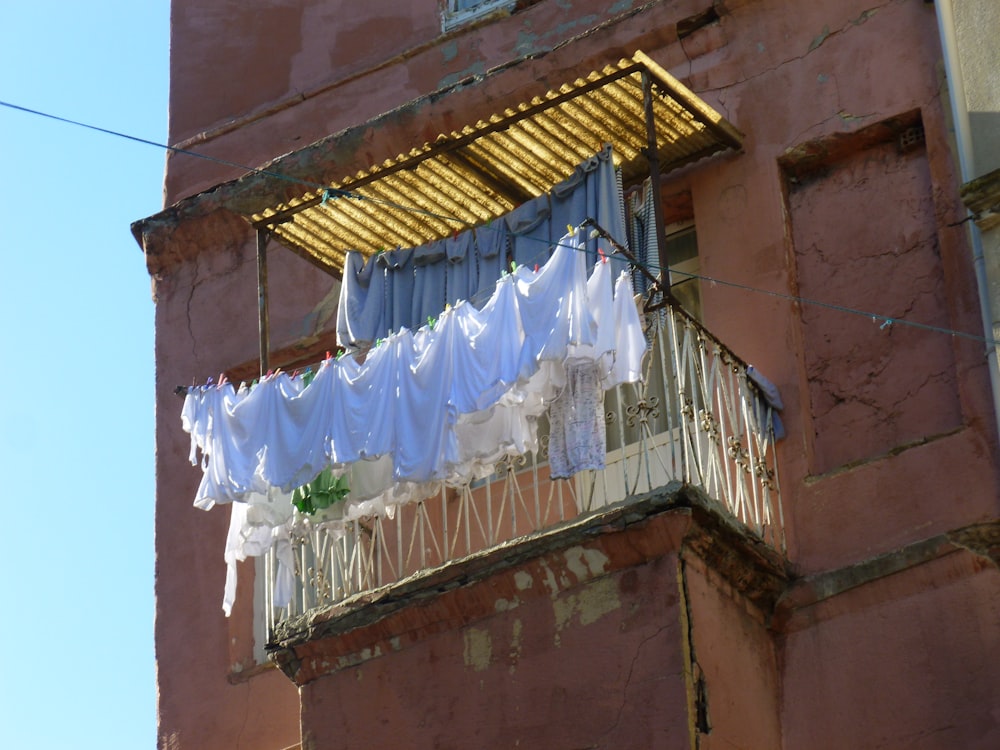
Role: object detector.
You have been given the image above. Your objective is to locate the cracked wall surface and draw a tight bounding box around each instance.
[151,221,336,750]
[299,550,688,750]
[786,130,961,474]
[780,548,1000,750]
[150,1,1000,748]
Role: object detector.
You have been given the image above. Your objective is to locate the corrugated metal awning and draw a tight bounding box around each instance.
[249,50,742,276]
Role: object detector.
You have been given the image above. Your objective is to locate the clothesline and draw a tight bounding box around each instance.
[174,217,654,396]
[336,145,630,349]
[186,228,652,615]
[181,227,648,506]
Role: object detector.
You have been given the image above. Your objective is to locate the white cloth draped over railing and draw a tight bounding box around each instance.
[181,229,649,614]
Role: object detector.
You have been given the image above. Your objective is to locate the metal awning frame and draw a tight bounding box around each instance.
[247,50,743,376]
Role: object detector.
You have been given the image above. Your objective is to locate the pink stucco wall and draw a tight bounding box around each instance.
[781,550,1000,749]
[299,551,690,749]
[684,555,783,750]
[152,218,336,749]
[147,0,1000,748]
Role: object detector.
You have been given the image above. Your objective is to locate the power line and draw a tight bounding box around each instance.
[667,267,1000,348]
[1,98,327,192]
[4,97,995,350]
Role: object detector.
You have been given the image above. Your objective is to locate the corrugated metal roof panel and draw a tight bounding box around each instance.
[250,51,742,275]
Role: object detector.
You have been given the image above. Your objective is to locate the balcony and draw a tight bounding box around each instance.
[261,299,784,639]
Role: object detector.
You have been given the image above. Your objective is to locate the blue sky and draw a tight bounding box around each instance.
[0,3,166,747]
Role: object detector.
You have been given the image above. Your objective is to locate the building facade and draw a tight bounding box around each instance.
[135,1,1000,748]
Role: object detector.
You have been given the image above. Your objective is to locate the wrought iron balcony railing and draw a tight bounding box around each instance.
[261,300,784,638]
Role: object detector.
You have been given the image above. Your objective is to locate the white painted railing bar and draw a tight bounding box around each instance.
[263,301,785,636]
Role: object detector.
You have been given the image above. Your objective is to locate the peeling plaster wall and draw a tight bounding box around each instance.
[780,550,1000,750]
[299,553,691,750]
[152,0,1000,748]
[164,0,706,202]
[152,220,337,750]
[788,136,961,474]
[671,0,1000,573]
[683,557,782,750]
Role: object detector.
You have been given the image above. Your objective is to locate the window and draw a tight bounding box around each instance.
[663,221,701,320]
[443,0,516,30]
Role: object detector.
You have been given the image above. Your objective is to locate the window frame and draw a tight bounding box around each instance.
[662,220,701,320]
[442,0,516,31]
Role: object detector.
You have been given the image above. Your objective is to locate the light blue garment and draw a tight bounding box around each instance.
[445,230,477,306]
[549,152,595,245]
[505,193,551,269]
[549,145,629,276]
[412,238,447,329]
[747,365,786,440]
[336,251,386,348]
[588,144,629,275]
[378,247,415,335]
[328,336,400,463]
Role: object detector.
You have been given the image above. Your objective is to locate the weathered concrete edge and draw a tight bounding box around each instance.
[961,166,1000,230]
[264,482,1000,684]
[773,519,1000,631]
[265,482,791,684]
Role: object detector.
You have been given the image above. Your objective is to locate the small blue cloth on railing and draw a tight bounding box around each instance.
[747,365,785,440]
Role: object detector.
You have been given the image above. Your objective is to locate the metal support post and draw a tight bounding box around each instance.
[257,228,271,378]
[642,70,669,288]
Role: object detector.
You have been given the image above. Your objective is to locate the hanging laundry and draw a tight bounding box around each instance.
[445,230,478,306]
[183,228,653,615]
[379,246,416,335]
[547,360,607,479]
[586,145,630,276]
[334,148,629,339]
[411,239,447,331]
[549,143,630,274]
[336,251,386,348]
[222,487,295,616]
[472,222,508,307]
[505,193,551,268]
[626,180,659,297]
[183,229,651,508]
[327,334,399,464]
[747,365,786,440]
[607,270,650,388]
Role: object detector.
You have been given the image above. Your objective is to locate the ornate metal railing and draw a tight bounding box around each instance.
[262,301,784,636]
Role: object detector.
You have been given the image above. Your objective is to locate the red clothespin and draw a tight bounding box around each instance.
[598,247,608,264]
[453,229,459,240]
[326,350,332,360]
[534,264,539,272]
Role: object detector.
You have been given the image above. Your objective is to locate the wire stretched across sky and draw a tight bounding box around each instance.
[3,96,995,350]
